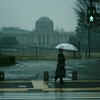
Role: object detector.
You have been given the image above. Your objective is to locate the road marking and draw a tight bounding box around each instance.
[0,93,100,100]
[1,97,100,99]
[18,85,26,88]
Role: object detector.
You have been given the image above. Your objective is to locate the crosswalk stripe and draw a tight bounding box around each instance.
[0,92,100,99]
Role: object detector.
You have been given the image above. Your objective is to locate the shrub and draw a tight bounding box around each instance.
[0,54,15,66]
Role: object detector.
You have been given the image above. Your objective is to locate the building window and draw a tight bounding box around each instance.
[38,34,41,45]
[43,35,45,45]
[40,23,48,29]
[47,34,49,45]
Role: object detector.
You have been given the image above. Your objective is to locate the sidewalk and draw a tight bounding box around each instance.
[0,80,100,92]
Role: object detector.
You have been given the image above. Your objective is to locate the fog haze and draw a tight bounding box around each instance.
[0,0,77,31]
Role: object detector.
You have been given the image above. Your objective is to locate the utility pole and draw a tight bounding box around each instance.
[87,0,96,59]
[88,27,91,59]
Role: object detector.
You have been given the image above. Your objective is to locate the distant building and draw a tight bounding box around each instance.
[0,16,74,49]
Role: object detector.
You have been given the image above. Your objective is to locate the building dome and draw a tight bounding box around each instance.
[35,16,54,31]
[37,16,52,22]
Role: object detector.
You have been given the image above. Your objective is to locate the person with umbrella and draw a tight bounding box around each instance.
[55,48,66,84]
[54,43,77,83]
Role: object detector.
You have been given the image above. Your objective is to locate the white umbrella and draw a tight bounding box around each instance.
[55,43,78,51]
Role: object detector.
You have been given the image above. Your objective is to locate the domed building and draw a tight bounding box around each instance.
[31,16,56,47]
[35,16,54,32]
[1,16,71,51]
[30,16,69,48]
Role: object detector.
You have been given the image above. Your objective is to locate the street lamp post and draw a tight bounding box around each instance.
[88,27,91,59]
[34,43,38,61]
[36,45,38,61]
[86,0,95,59]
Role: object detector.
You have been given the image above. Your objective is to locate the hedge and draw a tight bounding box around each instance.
[0,54,15,66]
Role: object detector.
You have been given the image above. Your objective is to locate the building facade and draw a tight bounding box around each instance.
[1,16,71,49]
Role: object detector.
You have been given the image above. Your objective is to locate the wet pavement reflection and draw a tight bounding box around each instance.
[0,59,100,80]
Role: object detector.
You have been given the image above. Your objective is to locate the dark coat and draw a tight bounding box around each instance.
[57,51,65,69]
[56,51,66,77]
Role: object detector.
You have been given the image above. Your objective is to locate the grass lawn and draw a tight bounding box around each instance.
[2,52,100,61]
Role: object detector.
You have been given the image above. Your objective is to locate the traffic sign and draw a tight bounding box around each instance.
[89,16,94,22]
[87,7,96,23]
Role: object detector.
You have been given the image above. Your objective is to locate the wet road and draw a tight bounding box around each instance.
[0,92,100,100]
[0,59,100,80]
[0,59,100,100]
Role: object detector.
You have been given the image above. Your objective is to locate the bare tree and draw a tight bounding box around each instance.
[73,0,100,25]
[73,0,100,53]
[73,0,89,24]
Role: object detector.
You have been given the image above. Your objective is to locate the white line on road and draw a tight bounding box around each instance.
[0,92,100,99]
[0,97,100,99]
[18,85,26,88]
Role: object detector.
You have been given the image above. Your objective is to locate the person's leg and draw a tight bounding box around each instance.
[60,69,64,83]
[55,68,60,82]
[54,76,59,82]
[60,77,65,83]
[60,77,63,83]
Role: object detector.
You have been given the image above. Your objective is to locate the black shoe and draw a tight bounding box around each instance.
[54,76,57,82]
[60,81,66,84]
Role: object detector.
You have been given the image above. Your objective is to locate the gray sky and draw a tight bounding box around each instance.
[0,0,77,31]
